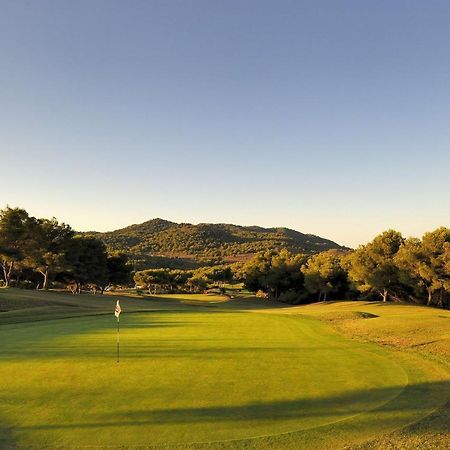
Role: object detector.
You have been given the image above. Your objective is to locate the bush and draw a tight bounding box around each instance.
[255,290,268,298]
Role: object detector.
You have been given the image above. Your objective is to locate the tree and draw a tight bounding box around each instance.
[0,207,33,286]
[186,271,208,292]
[242,249,306,302]
[97,253,133,293]
[191,265,234,287]
[396,228,450,306]
[134,269,156,293]
[134,268,174,294]
[348,230,404,302]
[242,250,274,294]
[267,249,305,299]
[210,265,234,286]
[107,253,133,286]
[28,218,74,289]
[302,250,348,301]
[65,236,108,293]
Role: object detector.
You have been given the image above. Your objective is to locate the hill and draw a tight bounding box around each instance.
[88,219,346,269]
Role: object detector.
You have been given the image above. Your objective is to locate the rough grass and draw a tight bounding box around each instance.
[0,289,449,449]
[273,300,450,449]
[288,301,450,362]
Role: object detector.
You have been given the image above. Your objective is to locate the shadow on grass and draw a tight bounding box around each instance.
[0,343,355,361]
[0,310,206,352]
[10,380,450,433]
[0,425,15,450]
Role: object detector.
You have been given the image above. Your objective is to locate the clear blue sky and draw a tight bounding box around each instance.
[1,1,449,247]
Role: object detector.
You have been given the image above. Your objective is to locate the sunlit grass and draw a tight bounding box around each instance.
[0,289,449,449]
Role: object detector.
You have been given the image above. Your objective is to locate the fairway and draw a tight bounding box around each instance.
[1,298,449,449]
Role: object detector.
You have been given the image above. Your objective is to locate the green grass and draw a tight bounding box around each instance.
[0,289,449,449]
[281,301,450,363]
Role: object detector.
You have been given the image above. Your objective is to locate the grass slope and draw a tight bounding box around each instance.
[0,289,449,449]
[276,301,450,449]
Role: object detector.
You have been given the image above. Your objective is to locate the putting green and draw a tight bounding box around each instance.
[0,310,447,449]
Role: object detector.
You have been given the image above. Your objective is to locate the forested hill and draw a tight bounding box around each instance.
[88,219,346,269]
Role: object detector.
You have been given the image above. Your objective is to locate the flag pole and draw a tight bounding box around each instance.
[114,300,122,363]
[117,315,120,363]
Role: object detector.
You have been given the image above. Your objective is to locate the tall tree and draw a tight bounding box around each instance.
[302,250,347,301]
[186,271,208,292]
[267,249,305,299]
[242,250,275,294]
[396,228,450,306]
[134,268,177,294]
[242,249,306,300]
[28,218,74,289]
[0,207,33,286]
[192,265,234,287]
[348,230,404,302]
[97,253,133,293]
[65,236,108,293]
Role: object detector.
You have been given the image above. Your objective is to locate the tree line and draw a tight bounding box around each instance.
[134,265,234,294]
[238,228,450,308]
[0,207,132,292]
[1,206,448,308]
[133,227,449,308]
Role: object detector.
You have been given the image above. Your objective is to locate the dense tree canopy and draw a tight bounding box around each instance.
[0,207,33,286]
[241,249,306,303]
[347,230,404,302]
[28,218,75,289]
[133,264,233,294]
[240,229,449,308]
[395,227,450,306]
[0,207,131,293]
[302,250,348,301]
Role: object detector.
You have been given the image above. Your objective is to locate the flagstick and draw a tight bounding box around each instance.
[117,315,120,363]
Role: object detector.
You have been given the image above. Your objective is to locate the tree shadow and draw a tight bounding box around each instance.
[0,419,16,450]
[10,380,449,433]
[0,342,354,361]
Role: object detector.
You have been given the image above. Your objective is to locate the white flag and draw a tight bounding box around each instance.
[114,300,121,319]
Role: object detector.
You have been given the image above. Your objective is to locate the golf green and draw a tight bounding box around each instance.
[0,309,447,448]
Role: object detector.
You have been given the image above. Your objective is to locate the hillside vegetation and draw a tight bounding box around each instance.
[89,218,345,269]
[1,208,448,309]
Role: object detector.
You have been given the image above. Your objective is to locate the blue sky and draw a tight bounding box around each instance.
[1,1,449,247]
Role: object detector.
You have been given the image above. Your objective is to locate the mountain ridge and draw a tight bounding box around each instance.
[88,218,347,269]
